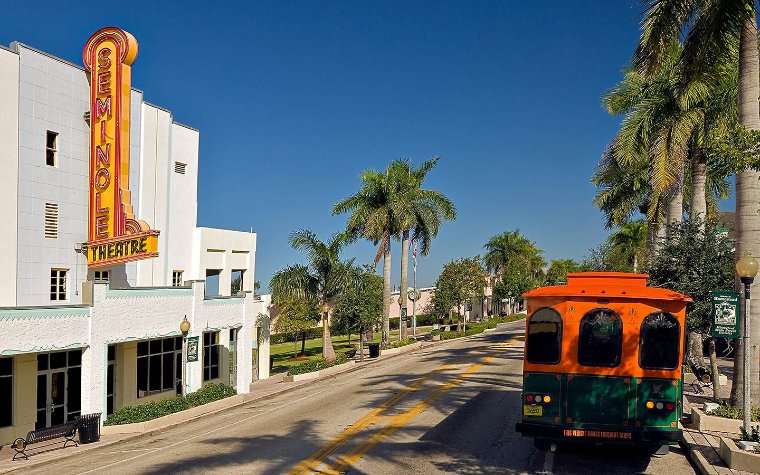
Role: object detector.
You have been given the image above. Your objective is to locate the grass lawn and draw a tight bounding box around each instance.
[270,327,433,374]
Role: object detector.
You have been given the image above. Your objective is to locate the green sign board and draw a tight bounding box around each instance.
[711,291,740,339]
[187,336,199,362]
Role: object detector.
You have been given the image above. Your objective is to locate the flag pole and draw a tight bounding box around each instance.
[412,241,417,336]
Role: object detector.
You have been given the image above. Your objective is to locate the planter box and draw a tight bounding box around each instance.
[692,407,743,434]
[719,436,760,472]
[431,335,441,341]
[102,394,246,435]
[283,371,320,383]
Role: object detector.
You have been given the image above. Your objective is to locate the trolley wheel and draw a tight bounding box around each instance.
[534,438,552,451]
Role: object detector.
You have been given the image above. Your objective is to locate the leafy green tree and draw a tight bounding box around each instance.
[634,0,760,407]
[432,257,487,332]
[270,230,355,363]
[273,294,320,358]
[333,265,383,356]
[580,241,633,273]
[544,259,581,286]
[647,217,735,399]
[388,157,456,339]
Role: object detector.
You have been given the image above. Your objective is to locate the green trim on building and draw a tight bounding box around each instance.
[0,307,90,320]
[105,287,193,298]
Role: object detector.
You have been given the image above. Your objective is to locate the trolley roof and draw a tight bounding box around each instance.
[523,272,692,302]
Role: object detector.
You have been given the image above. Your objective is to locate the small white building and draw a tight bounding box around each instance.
[0,28,269,446]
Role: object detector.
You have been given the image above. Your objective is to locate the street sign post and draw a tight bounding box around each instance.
[710,291,740,339]
[187,336,200,362]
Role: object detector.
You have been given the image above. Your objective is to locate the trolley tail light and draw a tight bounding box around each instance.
[665,402,674,411]
[526,394,534,403]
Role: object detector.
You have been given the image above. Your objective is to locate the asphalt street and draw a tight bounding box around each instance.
[8,321,696,474]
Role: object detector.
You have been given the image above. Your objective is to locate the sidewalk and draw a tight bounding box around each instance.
[680,358,758,475]
[0,323,497,472]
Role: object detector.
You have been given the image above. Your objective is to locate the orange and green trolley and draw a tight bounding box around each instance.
[515,272,691,448]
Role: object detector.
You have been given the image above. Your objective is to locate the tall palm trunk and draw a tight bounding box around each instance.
[322,307,336,363]
[690,148,707,229]
[732,16,760,408]
[687,150,709,373]
[399,230,409,339]
[382,245,391,345]
[665,180,683,242]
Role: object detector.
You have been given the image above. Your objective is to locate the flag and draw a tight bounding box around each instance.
[412,240,417,273]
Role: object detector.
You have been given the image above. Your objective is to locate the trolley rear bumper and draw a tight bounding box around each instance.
[515,421,681,445]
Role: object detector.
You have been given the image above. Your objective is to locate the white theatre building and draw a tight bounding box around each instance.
[0,28,270,446]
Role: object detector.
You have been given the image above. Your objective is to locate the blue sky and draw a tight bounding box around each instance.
[3,1,655,290]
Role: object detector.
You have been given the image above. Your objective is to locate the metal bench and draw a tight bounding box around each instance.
[687,361,712,394]
[10,420,79,460]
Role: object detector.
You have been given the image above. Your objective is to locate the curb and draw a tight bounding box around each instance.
[1,318,526,472]
[680,428,718,475]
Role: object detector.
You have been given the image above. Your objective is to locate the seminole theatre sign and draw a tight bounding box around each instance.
[83,27,159,268]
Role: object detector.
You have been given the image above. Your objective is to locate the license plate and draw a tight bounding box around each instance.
[523,405,542,416]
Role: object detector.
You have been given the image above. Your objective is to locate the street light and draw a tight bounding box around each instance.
[735,251,758,435]
[180,316,191,396]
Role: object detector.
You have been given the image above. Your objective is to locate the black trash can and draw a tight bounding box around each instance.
[78,413,102,444]
[368,342,381,358]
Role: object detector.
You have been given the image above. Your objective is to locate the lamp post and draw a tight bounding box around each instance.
[180,316,191,397]
[735,251,758,435]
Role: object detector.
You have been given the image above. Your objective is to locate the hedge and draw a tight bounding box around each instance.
[383,337,417,349]
[104,383,236,426]
[287,353,348,376]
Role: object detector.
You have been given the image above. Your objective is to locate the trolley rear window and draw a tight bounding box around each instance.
[639,311,680,370]
[578,308,622,367]
[526,307,562,364]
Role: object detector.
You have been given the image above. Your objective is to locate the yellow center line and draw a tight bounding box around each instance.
[322,353,497,474]
[289,337,517,475]
[287,363,453,475]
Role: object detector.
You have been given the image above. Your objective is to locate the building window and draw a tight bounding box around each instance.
[107,345,115,415]
[639,312,681,370]
[174,162,187,174]
[46,131,58,167]
[50,269,67,301]
[44,203,59,239]
[231,270,244,294]
[172,271,183,287]
[94,270,110,283]
[203,331,220,381]
[137,337,182,397]
[525,307,562,364]
[578,308,623,367]
[0,357,12,427]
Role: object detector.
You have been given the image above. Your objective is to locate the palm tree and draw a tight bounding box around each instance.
[269,230,354,363]
[333,168,398,345]
[484,230,544,278]
[610,220,647,272]
[634,0,759,406]
[388,157,456,338]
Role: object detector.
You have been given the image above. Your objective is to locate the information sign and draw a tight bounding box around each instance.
[187,336,199,362]
[710,291,740,339]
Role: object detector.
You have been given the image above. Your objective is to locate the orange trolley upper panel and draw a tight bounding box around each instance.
[522,272,692,379]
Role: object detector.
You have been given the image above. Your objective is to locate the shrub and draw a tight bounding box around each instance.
[271,327,324,345]
[740,425,760,443]
[708,404,760,422]
[104,383,236,426]
[287,354,348,376]
[383,337,417,349]
[185,383,237,407]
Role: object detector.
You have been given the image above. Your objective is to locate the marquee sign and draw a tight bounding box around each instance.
[83,27,158,268]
